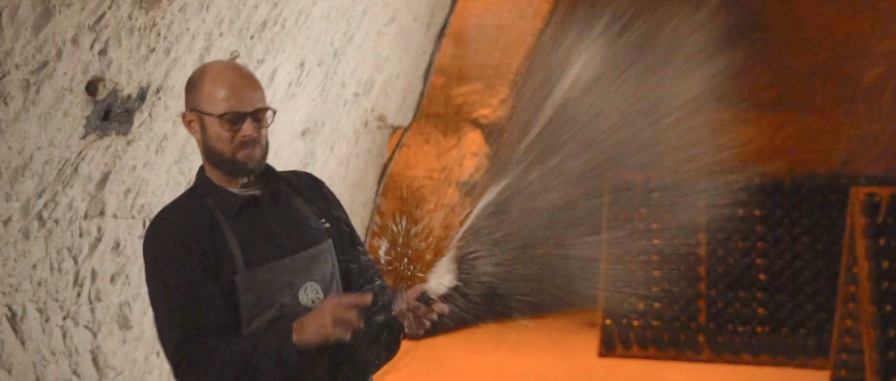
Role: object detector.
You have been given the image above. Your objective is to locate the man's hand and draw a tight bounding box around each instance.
[291,293,373,347]
[394,285,450,338]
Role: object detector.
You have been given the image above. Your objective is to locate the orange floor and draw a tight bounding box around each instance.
[375,312,831,381]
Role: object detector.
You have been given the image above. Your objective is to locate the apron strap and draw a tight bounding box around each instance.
[202,191,330,275]
[202,197,248,274]
[278,175,331,233]
[286,194,326,231]
[278,175,337,241]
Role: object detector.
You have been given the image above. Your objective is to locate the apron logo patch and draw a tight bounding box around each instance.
[298,282,325,308]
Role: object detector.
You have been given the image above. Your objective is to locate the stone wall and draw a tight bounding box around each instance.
[728,1,896,176]
[366,0,553,288]
[0,0,451,380]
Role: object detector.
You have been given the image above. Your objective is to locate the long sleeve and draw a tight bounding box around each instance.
[142,217,333,381]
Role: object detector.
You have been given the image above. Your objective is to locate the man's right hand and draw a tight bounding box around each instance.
[291,293,373,347]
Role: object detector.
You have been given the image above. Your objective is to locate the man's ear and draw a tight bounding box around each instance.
[181,111,201,141]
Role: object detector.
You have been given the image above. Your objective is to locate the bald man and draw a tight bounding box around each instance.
[142,61,448,381]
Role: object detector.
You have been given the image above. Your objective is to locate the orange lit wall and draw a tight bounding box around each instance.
[369,1,895,380]
[733,1,896,176]
[369,0,896,286]
[366,0,554,287]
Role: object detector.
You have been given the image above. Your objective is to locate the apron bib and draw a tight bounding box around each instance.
[203,195,343,335]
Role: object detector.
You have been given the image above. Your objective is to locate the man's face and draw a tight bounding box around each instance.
[198,116,269,179]
[184,65,272,180]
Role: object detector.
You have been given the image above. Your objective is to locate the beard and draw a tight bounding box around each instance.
[200,120,269,179]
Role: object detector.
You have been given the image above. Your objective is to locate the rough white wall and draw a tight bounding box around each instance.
[0,0,451,380]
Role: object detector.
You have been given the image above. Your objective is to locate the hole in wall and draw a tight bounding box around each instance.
[82,80,150,139]
[84,76,104,99]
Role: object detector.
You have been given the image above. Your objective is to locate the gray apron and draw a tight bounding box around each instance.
[203,195,343,335]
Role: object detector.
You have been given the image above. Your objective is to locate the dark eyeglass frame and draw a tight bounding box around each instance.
[189,107,277,133]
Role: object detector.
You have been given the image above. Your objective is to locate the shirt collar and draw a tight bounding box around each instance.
[194,164,285,215]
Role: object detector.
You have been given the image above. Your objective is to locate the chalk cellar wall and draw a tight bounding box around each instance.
[0,0,452,379]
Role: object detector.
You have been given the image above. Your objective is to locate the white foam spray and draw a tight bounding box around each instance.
[413,0,757,335]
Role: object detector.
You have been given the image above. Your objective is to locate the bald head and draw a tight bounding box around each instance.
[181,60,271,184]
[184,60,265,111]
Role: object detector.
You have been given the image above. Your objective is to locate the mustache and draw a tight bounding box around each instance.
[235,139,264,150]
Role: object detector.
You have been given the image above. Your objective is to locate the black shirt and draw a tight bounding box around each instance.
[142,165,402,381]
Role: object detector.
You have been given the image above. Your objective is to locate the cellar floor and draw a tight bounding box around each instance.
[374,310,830,381]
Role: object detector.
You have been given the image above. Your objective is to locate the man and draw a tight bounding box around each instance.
[142,60,448,381]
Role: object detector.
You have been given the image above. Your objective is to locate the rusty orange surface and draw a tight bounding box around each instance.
[368,1,896,287]
[367,0,554,287]
[367,1,896,376]
[419,0,555,126]
[368,123,489,286]
[374,311,831,381]
[731,1,896,176]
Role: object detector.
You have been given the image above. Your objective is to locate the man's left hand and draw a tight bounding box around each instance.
[394,284,449,338]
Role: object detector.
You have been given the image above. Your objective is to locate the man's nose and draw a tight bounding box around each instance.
[236,118,262,137]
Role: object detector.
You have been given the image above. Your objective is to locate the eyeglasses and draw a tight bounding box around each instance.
[189,107,277,133]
